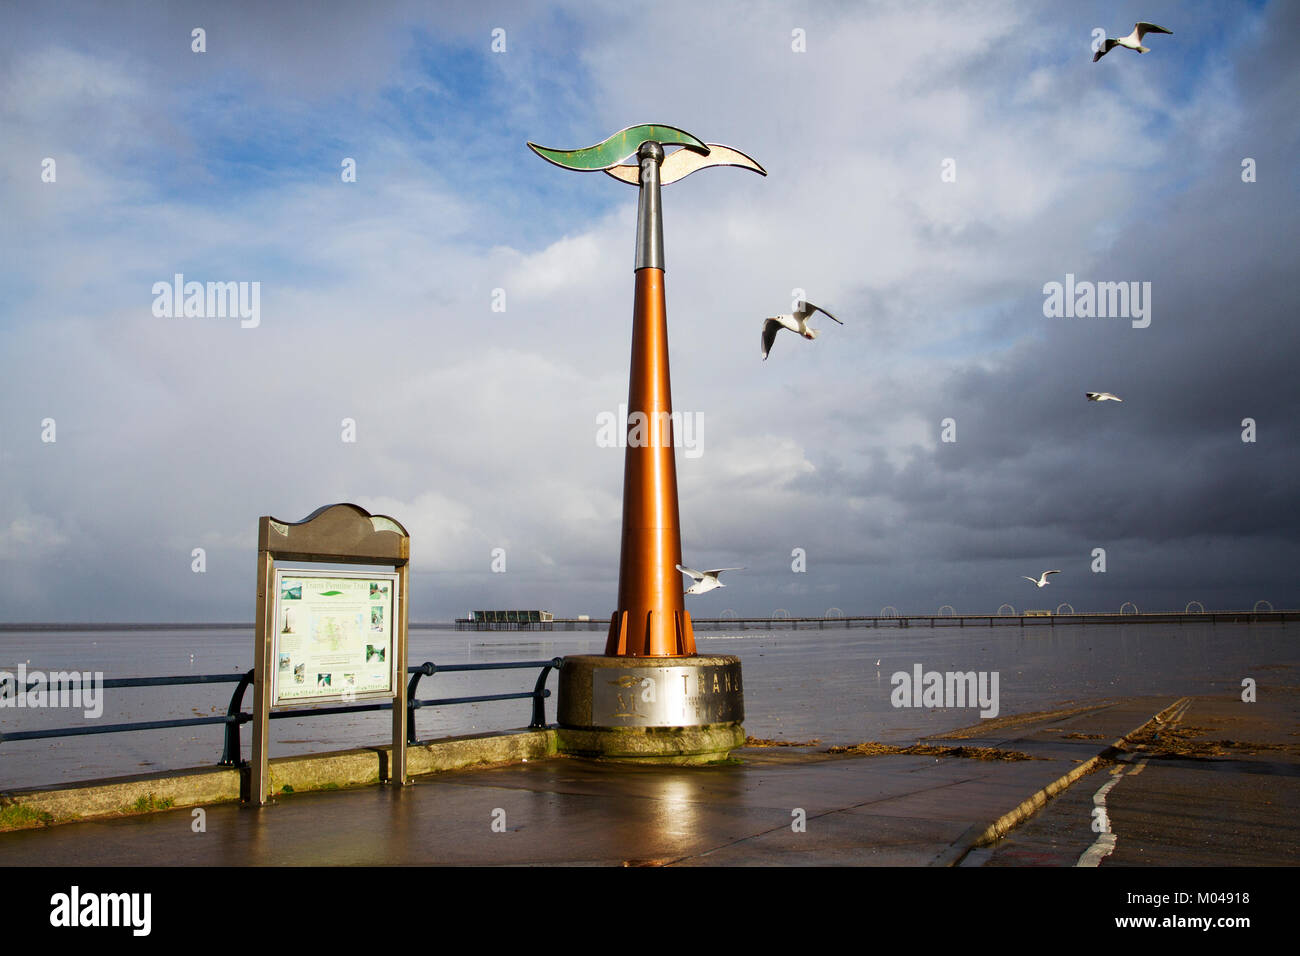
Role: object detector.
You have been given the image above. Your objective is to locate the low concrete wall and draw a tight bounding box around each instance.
[0,765,243,829]
[1,721,750,832]
[0,729,558,831]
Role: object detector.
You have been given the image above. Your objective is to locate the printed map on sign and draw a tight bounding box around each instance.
[311,613,360,652]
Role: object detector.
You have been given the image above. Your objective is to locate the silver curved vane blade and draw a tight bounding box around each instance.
[604,144,767,185]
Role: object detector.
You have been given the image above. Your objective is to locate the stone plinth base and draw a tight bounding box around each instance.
[556,654,744,763]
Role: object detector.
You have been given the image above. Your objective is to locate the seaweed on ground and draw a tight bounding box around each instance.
[744,736,821,747]
[825,742,1043,761]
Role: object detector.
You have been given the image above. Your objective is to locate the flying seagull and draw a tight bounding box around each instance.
[762,300,843,360]
[1023,570,1062,588]
[1086,391,1123,402]
[676,565,744,595]
[1093,23,1173,61]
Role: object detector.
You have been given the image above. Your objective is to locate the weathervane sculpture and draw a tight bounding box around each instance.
[530,124,763,761]
[529,124,765,658]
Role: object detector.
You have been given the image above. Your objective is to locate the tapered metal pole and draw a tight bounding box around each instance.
[606,142,695,657]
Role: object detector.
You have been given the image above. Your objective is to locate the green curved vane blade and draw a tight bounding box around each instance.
[527,124,709,171]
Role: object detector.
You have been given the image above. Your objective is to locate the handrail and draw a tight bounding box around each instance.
[404,658,562,743]
[0,659,564,769]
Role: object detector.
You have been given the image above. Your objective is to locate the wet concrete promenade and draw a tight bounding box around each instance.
[2,690,1294,867]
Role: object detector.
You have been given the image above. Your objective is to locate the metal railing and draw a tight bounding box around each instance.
[0,658,562,768]
[404,659,561,745]
[0,671,254,766]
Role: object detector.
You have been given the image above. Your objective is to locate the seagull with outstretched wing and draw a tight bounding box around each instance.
[677,565,744,595]
[762,300,843,360]
[1086,391,1123,402]
[1094,22,1173,61]
[1023,570,1062,588]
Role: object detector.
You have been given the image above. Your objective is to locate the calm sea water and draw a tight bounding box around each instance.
[1,623,1295,791]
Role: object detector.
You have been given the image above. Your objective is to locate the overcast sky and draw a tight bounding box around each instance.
[2,0,1296,622]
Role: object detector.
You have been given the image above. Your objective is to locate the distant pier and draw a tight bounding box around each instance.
[454,610,1293,631]
[2,610,1288,635]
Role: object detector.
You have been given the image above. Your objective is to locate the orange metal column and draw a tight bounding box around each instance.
[606,266,696,657]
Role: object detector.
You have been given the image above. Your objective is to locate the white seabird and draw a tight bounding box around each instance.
[1023,570,1062,588]
[762,300,843,360]
[1093,22,1173,61]
[1086,391,1123,402]
[676,565,744,595]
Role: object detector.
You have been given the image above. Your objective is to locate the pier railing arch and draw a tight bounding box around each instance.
[1184,601,1205,614]
[1253,599,1274,613]
[997,604,1015,616]
[1119,602,1139,615]
[937,605,955,617]
[1055,603,1074,615]
[880,605,900,618]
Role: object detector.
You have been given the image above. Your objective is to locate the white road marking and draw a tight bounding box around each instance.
[1077,699,1188,865]
[1076,758,1150,866]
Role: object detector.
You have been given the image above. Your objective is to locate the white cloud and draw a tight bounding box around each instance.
[1,2,1294,619]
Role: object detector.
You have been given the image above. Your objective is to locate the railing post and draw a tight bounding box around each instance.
[530,658,563,728]
[407,662,435,744]
[220,669,255,766]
